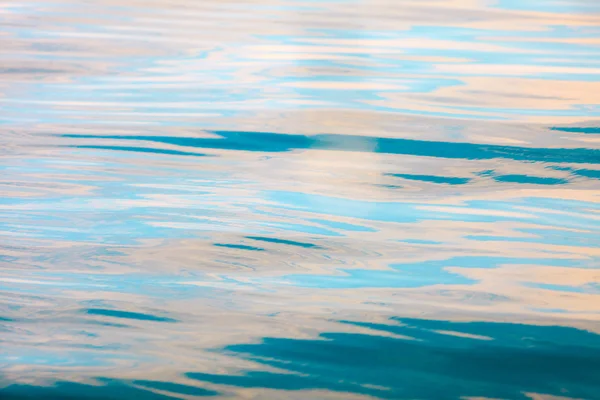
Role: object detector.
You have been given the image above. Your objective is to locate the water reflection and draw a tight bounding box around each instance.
[59,130,600,163]
[189,317,600,399]
[1,377,218,399]
[2,317,599,399]
[1,0,600,398]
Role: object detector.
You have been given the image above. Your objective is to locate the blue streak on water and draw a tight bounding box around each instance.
[245,236,322,249]
[183,317,600,399]
[85,308,179,323]
[493,174,570,185]
[385,173,471,185]
[66,145,211,157]
[59,132,600,163]
[551,126,600,134]
[214,243,266,252]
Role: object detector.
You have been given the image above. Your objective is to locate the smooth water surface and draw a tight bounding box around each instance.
[1,0,600,398]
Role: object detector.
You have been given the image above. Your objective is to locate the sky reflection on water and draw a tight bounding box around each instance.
[1,0,600,399]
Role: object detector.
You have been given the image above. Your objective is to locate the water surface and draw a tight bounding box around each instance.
[1,0,600,398]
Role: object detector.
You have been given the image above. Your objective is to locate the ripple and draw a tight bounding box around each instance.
[1,0,599,398]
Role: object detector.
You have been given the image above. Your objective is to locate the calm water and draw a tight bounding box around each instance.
[1,0,600,399]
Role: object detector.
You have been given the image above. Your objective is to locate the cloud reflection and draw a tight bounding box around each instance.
[1,0,600,398]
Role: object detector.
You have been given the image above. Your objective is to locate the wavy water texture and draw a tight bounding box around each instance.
[1,0,600,399]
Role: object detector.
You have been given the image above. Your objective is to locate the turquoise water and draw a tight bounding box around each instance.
[1,0,600,398]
